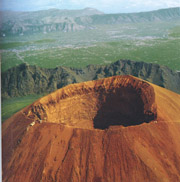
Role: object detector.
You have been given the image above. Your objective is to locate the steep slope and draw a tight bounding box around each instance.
[2,60,180,99]
[76,7,180,25]
[0,8,103,35]
[1,7,179,35]
[2,75,180,182]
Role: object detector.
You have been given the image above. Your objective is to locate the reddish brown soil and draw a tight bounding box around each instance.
[2,75,180,182]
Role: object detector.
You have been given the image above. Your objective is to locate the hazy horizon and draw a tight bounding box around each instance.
[0,6,180,14]
[0,0,179,13]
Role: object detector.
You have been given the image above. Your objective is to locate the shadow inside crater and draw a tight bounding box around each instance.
[93,87,156,129]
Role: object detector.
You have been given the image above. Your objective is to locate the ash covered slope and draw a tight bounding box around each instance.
[2,60,180,99]
[2,75,180,182]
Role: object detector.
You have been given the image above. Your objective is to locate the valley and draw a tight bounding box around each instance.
[1,8,180,72]
[1,7,180,122]
[1,6,180,182]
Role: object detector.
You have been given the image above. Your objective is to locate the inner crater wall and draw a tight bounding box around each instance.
[24,76,157,129]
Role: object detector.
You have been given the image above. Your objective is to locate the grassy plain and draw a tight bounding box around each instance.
[1,38,180,72]
[1,21,180,72]
[2,95,44,122]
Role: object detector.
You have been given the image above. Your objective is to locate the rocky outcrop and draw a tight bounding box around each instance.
[2,60,180,99]
[0,17,85,35]
[1,7,179,36]
[2,75,180,182]
[0,8,103,35]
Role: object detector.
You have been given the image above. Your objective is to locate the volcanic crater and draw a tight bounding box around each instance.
[3,75,180,182]
[25,75,157,129]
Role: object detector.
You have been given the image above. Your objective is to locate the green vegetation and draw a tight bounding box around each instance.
[1,52,23,72]
[34,39,56,44]
[169,26,180,38]
[0,39,56,50]
[1,20,180,72]
[1,9,180,121]
[0,42,29,49]
[1,38,180,72]
[2,95,44,122]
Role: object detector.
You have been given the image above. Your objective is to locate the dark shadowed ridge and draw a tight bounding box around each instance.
[2,59,180,99]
